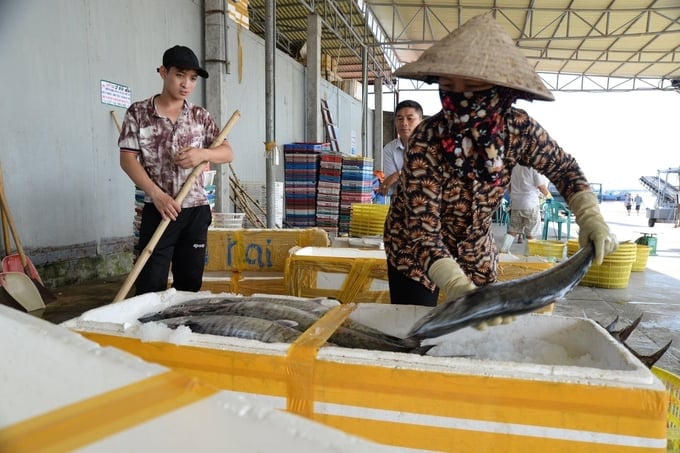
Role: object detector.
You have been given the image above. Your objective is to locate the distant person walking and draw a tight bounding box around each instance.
[634,194,643,215]
[624,193,633,215]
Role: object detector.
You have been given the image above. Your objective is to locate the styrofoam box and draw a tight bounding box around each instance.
[295,247,387,291]
[205,228,329,273]
[170,270,286,296]
[286,246,390,303]
[62,290,669,452]
[0,305,407,453]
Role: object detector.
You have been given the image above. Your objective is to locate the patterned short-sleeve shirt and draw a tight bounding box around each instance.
[118,96,219,207]
[384,107,590,291]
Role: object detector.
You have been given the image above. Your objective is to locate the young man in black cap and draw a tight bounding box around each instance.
[118,45,234,295]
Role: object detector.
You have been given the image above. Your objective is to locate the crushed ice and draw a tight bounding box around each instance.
[430,336,601,367]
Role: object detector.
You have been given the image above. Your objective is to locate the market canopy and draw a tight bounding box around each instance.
[247,0,680,92]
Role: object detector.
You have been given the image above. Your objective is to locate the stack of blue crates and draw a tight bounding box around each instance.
[283,143,327,227]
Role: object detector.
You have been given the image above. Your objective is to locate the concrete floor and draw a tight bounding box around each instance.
[34,201,679,375]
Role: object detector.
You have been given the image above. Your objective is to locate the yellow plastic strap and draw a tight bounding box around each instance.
[338,259,375,303]
[0,371,218,452]
[264,141,277,154]
[231,230,244,270]
[286,303,356,418]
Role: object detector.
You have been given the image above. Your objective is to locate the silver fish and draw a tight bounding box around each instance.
[238,296,331,313]
[217,298,414,347]
[160,314,302,344]
[138,295,329,323]
[407,243,595,340]
[139,296,425,351]
[207,300,425,353]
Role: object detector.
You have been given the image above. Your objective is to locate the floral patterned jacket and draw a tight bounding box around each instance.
[384,107,590,291]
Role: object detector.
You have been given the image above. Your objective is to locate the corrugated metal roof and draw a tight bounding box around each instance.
[248,0,395,85]
[245,0,680,92]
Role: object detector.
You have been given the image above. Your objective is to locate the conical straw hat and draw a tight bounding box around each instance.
[394,13,554,101]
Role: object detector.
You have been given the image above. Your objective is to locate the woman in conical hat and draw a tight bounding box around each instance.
[383,13,617,318]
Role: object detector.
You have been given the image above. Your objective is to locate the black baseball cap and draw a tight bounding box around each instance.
[161,45,209,78]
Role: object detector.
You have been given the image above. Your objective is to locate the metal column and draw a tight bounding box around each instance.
[265,0,276,227]
[305,14,322,143]
[204,0,231,212]
[373,77,383,169]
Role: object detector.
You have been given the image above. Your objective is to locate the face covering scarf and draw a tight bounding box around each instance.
[439,86,518,185]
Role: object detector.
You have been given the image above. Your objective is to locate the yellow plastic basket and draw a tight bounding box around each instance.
[497,261,553,281]
[566,239,580,255]
[349,204,389,237]
[567,241,636,288]
[607,241,639,261]
[580,261,633,289]
[526,240,566,261]
[567,240,638,261]
[632,244,651,272]
[651,367,680,451]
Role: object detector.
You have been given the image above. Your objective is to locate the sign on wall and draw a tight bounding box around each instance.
[100,80,131,108]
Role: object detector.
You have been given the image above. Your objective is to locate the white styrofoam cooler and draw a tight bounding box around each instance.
[61,289,670,452]
[0,304,413,452]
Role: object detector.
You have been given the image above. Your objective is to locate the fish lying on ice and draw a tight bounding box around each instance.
[142,297,430,353]
[138,298,240,322]
[160,314,303,344]
[203,300,426,353]
[406,242,595,341]
[138,295,330,323]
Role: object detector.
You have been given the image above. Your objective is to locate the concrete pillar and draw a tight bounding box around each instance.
[305,14,322,142]
[204,0,232,212]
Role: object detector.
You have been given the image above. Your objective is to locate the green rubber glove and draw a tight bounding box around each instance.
[427,258,477,302]
[568,190,619,265]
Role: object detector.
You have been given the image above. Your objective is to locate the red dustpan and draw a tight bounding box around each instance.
[0,216,56,303]
[3,253,46,284]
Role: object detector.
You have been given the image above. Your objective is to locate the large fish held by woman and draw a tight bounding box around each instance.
[406,243,595,341]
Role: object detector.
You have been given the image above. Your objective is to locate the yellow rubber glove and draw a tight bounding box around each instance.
[568,190,618,265]
[474,315,517,331]
[428,258,516,330]
[427,258,476,303]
